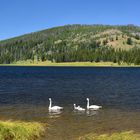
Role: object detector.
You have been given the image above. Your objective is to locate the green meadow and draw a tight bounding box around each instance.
[0,60,139,67]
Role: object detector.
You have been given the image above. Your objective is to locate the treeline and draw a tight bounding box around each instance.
[47,40,140,65]
[0,24,140,64]
[0,39,140,65]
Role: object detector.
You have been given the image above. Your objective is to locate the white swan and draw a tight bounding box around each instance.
[87,98,102,110]
[74,104,85,111]
[49,98,63,112]
[74,104,80,110]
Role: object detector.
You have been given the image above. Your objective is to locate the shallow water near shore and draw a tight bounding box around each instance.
[0,66,140,139]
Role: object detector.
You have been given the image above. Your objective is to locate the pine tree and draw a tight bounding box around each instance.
[127,38,133,45]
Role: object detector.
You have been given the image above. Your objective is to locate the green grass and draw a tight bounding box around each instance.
[79,131,140,140]
[0,60,139,67]
[0,120,45,140]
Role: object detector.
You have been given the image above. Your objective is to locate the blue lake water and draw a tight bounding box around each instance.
[0,66,140,139]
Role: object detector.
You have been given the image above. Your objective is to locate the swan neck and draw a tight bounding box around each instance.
[74,104,76,109]
[49,99,52,108]
[87,99,89,108]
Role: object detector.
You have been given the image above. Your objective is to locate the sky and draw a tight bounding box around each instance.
[0,0,140,40]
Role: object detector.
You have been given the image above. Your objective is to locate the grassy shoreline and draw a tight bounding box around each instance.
[0,120,45,140]
[0,120,139,140]
[0,60,140,67]
[79,131,140,140]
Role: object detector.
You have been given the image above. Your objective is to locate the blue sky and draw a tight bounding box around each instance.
[0,0,140,40]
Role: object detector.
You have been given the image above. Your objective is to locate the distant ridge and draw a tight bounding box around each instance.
[0,24,140,65]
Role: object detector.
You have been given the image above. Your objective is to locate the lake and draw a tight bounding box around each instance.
[0,66,140,139]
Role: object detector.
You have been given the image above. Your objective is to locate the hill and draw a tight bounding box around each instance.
[0,24,140,65]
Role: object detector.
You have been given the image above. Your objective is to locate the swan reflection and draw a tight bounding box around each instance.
[86,109,98,116]
[48,110,63,118]
[73,109,85,115]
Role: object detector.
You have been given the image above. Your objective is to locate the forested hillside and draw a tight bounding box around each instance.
[0,24,140,64]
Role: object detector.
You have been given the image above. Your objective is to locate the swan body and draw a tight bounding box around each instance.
[87,98,102,110]
[77,106,85,111]
[49,98,63,112]
[74,104,79,110]
[74,104,85,111]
